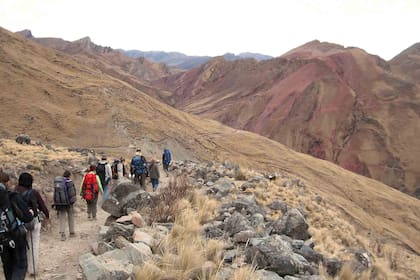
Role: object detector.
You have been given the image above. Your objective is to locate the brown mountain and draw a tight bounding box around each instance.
[1,27,420,277]
[152,40,420,198]
[16,29,180,95]
[390,42,420,82]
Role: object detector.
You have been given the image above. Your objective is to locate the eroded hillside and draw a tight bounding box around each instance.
[152,40,420,198]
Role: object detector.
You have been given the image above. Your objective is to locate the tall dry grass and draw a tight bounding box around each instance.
[136,175,224,280]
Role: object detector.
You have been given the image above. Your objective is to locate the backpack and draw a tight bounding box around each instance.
[96,163,106,186]
[112,160,119,180]
[163,149,171,165]
[82,173,99,201]
[53,177,77,206]
[131,156,146,175]
[22,189,37,231]
[0,190,22,249]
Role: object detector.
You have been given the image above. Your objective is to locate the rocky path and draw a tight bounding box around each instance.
[35,173,172,280]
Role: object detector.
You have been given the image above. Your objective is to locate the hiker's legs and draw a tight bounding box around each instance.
[140,174,146,189]
[151,178,159,191]
[68,205,75,234]
[27,218,41,275]
[1,235,28,280]
[89,196,98,219]
[163,163,169,176]
[58,209,67,234]
[13,236,28,279]
[134,174,140,184]
[87,201,93,218]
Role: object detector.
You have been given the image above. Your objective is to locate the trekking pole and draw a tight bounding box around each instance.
[30,230,36,280]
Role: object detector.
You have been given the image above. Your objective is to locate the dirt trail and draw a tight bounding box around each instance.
[35,173,172,280]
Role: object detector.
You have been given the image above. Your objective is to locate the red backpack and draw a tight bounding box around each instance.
[82,173,99,201]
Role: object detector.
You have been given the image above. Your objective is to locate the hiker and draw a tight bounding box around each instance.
[131,149,147,189]
[162,148,171,177]
[80,165,103,220]
[0,171,33,280]
[53,170,77,241]
[15,172,50,277]
[149,158,160,192]
[117,158,124,179]
[96,156,112,201]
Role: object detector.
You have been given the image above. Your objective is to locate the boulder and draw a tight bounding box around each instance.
[223,212,253,236]
[272,208,311,240]
[16,134,31,144]
[245,235,313,276]
[102,183,153,217]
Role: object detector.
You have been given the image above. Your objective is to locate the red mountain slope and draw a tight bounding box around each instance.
[153,40,420,197]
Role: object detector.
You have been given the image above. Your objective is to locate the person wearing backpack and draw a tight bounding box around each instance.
[80,165,103,220]
[15,172,49,277]
[0,171,33,280]
[148,158,160,192]
[96,156,112,202]
[53,170,77,241]
[162,148,172,177]
[131,149,148,189]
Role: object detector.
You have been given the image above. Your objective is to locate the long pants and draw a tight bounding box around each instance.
[134,173,146,189]
[151,178,159,191]
[87,196,98,218]
[163,163,169,176]
[59,205,75,234]
[26,218,41,275]
[1,234,28,280]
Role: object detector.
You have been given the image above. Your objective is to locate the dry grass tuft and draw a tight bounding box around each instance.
[134,261,164,280]
[231,265,257,280]
[149,174,194,223]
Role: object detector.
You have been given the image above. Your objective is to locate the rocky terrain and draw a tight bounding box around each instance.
[0,139,418,279]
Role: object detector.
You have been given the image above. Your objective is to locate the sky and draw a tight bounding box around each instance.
[0,0,419,60]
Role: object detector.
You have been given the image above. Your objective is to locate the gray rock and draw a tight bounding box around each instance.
[272,208,311,240]
[212,179,235,195]
[295,245,323,264]
[203,224,225,239]
[323,258,342,277]
[97,241,114,255]
[102,183,153,217]
[291,240,304,250]
[223,212,252,236]
[255,270,284,280]
[103,223,135,242]
[355,250,371,268]
[223,249,238,263]
[16,134,31,144]
[250,213,265,229]
[233,229,257,243]
[245,235,313,276]
[268,200,289,214]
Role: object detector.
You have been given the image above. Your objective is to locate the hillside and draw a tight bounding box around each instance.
[1,26,420,277]
[390,42,420,83]
[16,29,179,84]
[152,40,420,198]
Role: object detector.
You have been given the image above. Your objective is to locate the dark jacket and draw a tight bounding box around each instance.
[8,191,33,224]
[149,163,160,179]
[15,186,49,219]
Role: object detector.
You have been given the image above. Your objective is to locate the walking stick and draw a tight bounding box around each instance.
[30,230,36,280]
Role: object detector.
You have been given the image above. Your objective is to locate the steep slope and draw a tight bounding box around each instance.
[1,26,420,268]
[16,29,179,83]
[390,42,420,83]
[152,40,420,197]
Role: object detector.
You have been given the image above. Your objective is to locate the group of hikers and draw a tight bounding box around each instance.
[0,147,171,279]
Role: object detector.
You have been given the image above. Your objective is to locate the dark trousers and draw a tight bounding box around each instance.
[134,173,146,189]
[86,196,98,218]
[151,178,159,191]
[1,236,28,280]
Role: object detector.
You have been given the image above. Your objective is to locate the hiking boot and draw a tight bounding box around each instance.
[93,216,97,220]
[69,232,76,238]
[60,232,66,241]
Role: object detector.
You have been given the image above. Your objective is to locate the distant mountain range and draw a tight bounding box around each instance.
[122,50,273,69]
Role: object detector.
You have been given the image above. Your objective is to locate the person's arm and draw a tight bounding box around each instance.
[96,175,104,193]
[34,189,50,219]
